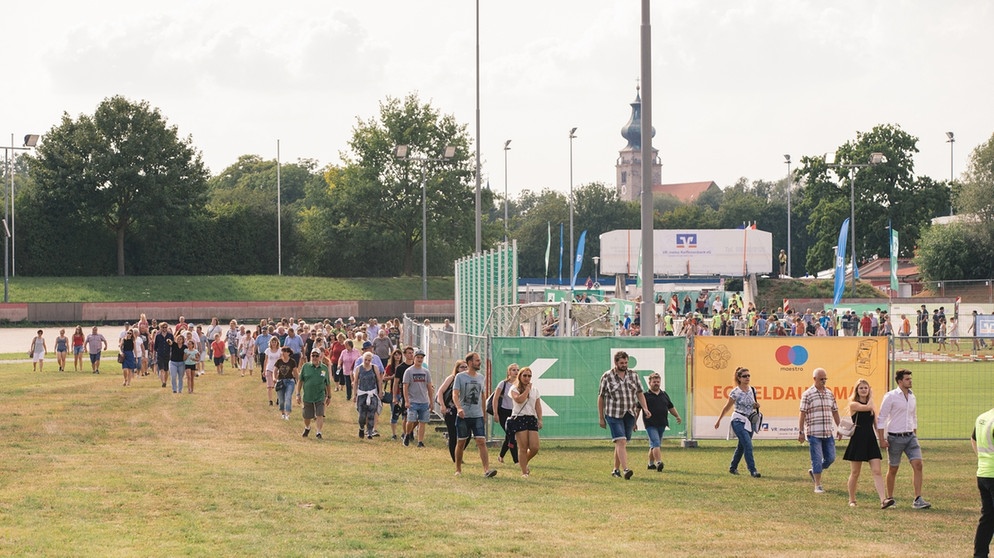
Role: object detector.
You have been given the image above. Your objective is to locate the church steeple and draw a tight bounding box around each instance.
[621,86,655,150]
[616,85,661,202]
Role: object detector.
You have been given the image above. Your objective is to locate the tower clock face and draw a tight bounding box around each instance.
[621,185,628,196]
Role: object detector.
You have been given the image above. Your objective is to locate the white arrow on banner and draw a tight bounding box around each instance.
[525,357,574,417]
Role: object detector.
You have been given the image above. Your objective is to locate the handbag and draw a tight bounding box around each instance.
[117,353,125,364]
[275,379,286,392]
[485,381,508,416]
[748,387,764,432]
[838,414,857,437]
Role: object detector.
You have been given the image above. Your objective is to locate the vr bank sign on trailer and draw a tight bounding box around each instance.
[599,229,773,276]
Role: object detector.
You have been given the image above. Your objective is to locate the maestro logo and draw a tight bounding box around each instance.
[775,345,808,366]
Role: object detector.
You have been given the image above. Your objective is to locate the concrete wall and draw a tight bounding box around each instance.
[1,300,455,324]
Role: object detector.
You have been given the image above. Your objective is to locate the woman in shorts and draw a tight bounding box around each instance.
[509,365,543,477]
[262,336,282,406]
[55,329,69,372]
[30,330,47,373]
[183,338,199,394]
[72,326,85,372]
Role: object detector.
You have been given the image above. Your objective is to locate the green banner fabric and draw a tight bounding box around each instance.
[490,337,687,439]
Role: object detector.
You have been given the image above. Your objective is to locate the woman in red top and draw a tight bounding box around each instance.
[329,333,346,392]
[71,325,85,372]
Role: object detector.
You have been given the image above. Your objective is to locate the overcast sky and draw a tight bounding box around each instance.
[3,1,991,200]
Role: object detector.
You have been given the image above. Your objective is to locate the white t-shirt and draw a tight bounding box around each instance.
[510,384,540,417]
[264,348,281,372]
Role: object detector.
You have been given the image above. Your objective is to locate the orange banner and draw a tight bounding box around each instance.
[693,337,890,439]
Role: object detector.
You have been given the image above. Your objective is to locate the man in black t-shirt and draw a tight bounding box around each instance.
[390,346,416,440]
[638,372,682,471]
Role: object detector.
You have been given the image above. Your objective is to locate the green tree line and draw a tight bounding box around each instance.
[4,94,989,282]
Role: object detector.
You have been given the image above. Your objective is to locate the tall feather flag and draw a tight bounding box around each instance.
[635,240,643,289]
[544,221,551,281]
[832,218,850,306]
[570,230,587,290]
[558,223,564,285]
[889,228,899,292]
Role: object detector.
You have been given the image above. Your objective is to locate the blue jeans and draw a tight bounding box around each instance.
[277,379,295,413]
[730,420,757,473]
[169,361,185,392]
[807,435,836,474]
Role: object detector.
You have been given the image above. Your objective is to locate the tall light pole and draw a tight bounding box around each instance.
[784,154,791,277]
[474,0,482,254]
[503,139,511,242]
[568,127,577,290]
[947,131,955,216]
[276,139,282,276]
[826,151,887,296]
[639,0,655,336]
[394,144,457,299]
[4,134,38,299]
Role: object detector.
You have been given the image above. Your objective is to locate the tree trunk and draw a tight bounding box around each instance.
[402,240,415,276]
[117,226,126,276]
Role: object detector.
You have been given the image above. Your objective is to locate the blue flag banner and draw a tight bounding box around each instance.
[570,230,587,290]
[558,223,564,285]
[889,228,899,292]
[833,218,850,306]
[544,221,551,280]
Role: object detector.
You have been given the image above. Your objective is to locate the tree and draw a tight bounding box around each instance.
[916,132,994,282]
[331,94,476,276]
[29,96,209,275]
[794,124,950,274]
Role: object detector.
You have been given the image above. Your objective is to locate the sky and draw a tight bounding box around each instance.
[2,1,992,201]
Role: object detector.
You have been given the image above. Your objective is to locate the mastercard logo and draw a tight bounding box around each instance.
[775,345,809,366]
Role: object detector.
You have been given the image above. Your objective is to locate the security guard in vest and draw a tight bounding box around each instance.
[972,407,994,557]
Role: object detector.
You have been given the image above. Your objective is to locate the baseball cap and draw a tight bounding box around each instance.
[362,341,372,349]
[310,349,321,356]
[414,349,426,357]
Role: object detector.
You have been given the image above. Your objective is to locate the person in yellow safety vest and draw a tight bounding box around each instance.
[972,407,994,557]
[664,312,674,336]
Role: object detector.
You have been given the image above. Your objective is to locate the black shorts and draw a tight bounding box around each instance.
[508,415,538,435]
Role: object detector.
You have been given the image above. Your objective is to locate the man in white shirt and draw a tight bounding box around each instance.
[876,368,931,509]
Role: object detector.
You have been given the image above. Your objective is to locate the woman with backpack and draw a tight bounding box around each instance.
[492,363,520,465]
[435,360,467,462]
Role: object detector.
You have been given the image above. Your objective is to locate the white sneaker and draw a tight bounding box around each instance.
[814,485,825,494]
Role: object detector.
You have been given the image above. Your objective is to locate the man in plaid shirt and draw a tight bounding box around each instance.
[798,367,841,494]
[598,351,651,480]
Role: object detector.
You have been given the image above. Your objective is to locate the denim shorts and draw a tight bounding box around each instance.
[605,414,635,442]
[407,402,430,423]
[645,425,665,449]
[456,415,486,440]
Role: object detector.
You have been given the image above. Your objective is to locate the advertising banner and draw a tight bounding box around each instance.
[693,337,890,440]
[491,337,687,439]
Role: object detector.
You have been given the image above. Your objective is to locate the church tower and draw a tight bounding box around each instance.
[616,87,661,202]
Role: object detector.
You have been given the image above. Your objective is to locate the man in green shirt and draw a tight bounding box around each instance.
[972,407,994,557]
[296,349,331,439]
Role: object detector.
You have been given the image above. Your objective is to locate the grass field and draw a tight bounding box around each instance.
[2,276,455,303]
[0,359,983,557]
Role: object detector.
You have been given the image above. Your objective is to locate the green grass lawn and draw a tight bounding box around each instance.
[3,275,455,302]
[0,360,982,557]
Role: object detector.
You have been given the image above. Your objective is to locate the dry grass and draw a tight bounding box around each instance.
[0,361,980,557]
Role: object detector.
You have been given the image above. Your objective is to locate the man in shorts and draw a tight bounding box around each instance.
[453,352,496,478]
[84,326,108,374]
[391,346,416,440]
[402,349,434,448]
[598,351,651,479]
[876,368,931,509]
[296,349,331,439]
